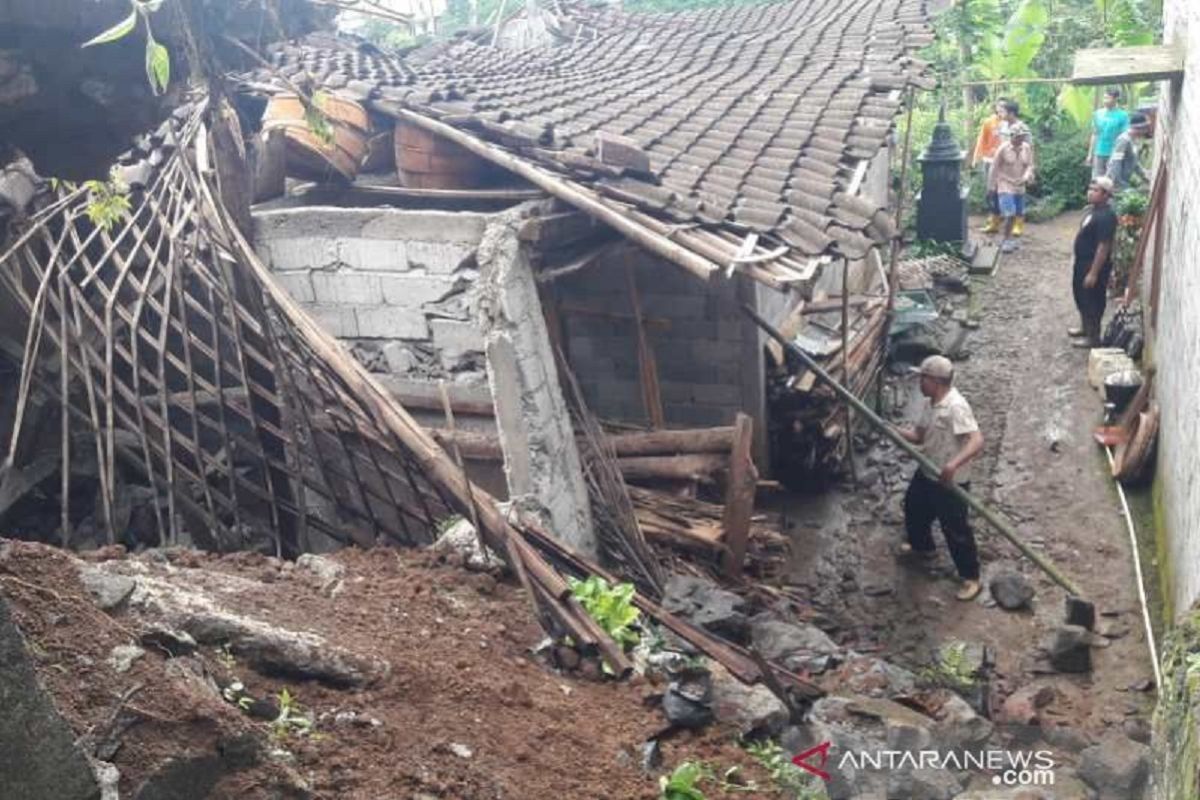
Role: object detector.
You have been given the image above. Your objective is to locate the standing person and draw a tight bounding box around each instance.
[1069,177,1119,348]
[895,356,986,602]
[988,121,1035,253]
[1088,88,1130,179]
[973,98,1014,234]
[1106,112,1152,190]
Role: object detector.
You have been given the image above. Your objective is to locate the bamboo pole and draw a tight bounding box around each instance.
[840,257,857,485]
[887,90,917,318]
[742,304,1086,598]
[392,110,721,282]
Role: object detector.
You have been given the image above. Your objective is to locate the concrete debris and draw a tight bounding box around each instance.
[989,572,1035,611]
[1047,625,1092,673]
[296,553,346,595]
[91,759,121,800]
[1065,597,1096,631]
[997,684,1056,726]
[930,691,993,750]
[448,742,473,759]
[661,574,751,643]
[1078,733,1150,799]
[108,644,146,674]
[431,517,502,571]
[140,625,198,657]
[662,671,714,729]
[78,565,137,611]
[0,595,101,800]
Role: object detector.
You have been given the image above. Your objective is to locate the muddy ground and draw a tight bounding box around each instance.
[783,213,1158,740]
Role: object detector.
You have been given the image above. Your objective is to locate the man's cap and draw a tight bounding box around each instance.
[1008,121,1031,139]
[914,355,954,380]
[1090,175,1115,195]
[1130,112,1151,129]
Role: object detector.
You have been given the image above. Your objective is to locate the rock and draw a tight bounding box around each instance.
[134,733,260,800]
[448,742,473,759]
[1121,717,1151,745]
[990,573,1035,610]
[296,553,345,586]
[1041,725,1093,753]
[997,684,1055,726]
[662,672,714,729]
[431,518,501,571]
[140,625,198,657]
[1047,625,1092,673]
[750,616,840,674]
[886,767,964,800]
[640,740,662,772]
[931,691,993,749]
[662,575,750,643]
[1065,597,1096,631]
[92,759,121,800]
[1078,734,1150,799]
[0,595,101,800]
[78,565,136,611]
[708,662,789,736]
[1046,769,1098,800]
[108,644,145,674]
[831,654,919,698]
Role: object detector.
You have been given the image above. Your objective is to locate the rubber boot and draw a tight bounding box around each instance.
[1012,215,1026,237]
[980,214,1000,234]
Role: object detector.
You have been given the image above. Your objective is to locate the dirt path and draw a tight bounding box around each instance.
[785,212,1158,741]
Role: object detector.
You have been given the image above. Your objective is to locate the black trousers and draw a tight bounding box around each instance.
[903,470,980,580]
[1072,259,1112,340]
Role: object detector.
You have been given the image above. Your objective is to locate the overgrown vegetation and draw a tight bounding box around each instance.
[899,0,1160,229]
[742,739,827,798]
[919,640,979,694]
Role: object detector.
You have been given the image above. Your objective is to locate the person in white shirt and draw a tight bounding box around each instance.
[894,355,986,601]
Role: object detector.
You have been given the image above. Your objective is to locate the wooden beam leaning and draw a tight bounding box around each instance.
[720,413,757,579]
[388,109,721,282]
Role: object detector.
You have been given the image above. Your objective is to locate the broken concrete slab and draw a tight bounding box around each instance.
[708,662,788,736]
[661,575,750,642]
[1079,733,1150,799]
[0,594,101,800]
[78,564,136,611]
[750,615,840,673]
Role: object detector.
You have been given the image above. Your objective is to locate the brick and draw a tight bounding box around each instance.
[305,303,360,337]
[356,306,429,339]
[260,237,338,270]
[270,271,315,303]
[309,272,383,305]
[405,240,476,274]
[378,274,462,307]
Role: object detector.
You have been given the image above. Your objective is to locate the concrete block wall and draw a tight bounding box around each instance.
[253,207,493,385]
[554,247,764,442]
[1150,0,1200,619]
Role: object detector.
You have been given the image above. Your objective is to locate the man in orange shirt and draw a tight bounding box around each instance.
[972,99,1016,233]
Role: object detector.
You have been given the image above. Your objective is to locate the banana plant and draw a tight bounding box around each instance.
[82,0,171,96]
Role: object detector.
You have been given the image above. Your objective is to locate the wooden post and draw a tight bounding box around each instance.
[720,413,757,579]
[626,262,665,428]
[840,257,857,485]
[886,90,917,319]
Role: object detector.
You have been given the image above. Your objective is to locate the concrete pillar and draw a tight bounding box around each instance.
[475,208,598,560]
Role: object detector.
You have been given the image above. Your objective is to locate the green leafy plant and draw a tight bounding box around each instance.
[83,175,133,232]
[270,688,316,740]
[743,739,825,798]
[659,761,711,800]
[920,641,978,693]
[82,0,171,95]
[305,91,336,147]
[1116,188,1149,217]
[567,576,642,650]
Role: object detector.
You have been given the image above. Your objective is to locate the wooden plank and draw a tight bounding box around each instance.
[766,294,806,367]
[626,262,665,429]
[430,426,736,460]
[721,413,757,579]
[1072,45,1185,86]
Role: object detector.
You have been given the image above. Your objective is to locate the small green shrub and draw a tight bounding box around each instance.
[567,576,642,650]
[659,761,710,800]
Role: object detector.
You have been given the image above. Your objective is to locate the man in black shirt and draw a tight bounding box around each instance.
[1069,176,1118,348]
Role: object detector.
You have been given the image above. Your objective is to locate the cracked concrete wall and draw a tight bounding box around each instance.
[476,208,598,560]
[1150,0,1200,620]
[253,207,491,387]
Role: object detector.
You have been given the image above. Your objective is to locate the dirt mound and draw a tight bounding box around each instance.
[0,540,778,799]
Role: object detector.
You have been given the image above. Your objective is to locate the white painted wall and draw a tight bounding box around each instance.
[1149,0,1200,619]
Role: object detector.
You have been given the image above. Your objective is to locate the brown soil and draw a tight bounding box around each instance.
[0,541,780,799]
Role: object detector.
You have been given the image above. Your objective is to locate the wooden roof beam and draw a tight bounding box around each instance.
[1071,44,1186,86]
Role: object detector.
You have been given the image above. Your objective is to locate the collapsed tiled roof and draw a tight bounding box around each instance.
[253,0,936,282]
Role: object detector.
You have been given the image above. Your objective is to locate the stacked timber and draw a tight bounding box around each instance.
[766,296,889,483]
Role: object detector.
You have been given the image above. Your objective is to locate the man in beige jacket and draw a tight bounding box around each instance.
[987,122,1035,253]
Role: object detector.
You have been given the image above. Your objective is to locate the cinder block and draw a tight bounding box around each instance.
[260,237,338,271]
[270,271,315,303]
[360,210,489,243]
[305,304,360,338]
[309,272,383,305]
[643,293,707,320]
[336,239,407,272]
[430,318,483,355]
[405,240,476,274]
[379,274,462,307]
[356,306,429,340]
